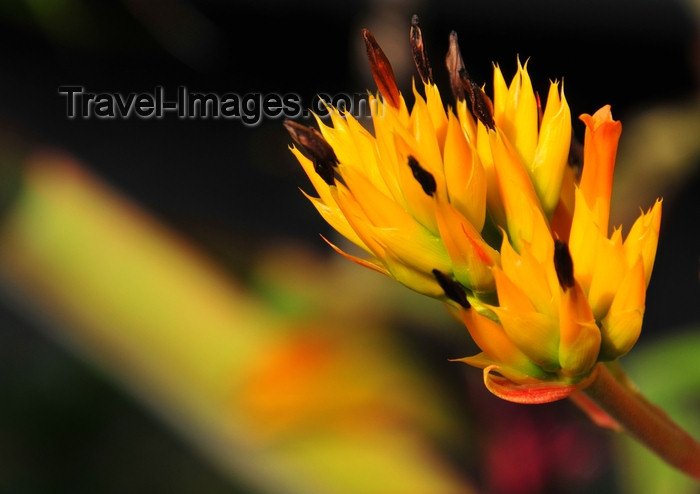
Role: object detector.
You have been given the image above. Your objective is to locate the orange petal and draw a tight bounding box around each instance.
[483,364,599,404]
[579,105,622,233]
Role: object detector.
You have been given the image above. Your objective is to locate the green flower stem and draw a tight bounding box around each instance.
[583,363,700,481]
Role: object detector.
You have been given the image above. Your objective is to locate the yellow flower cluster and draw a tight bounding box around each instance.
[286,18,661,402]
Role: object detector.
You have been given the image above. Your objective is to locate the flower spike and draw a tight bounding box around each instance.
[287,15,662,404]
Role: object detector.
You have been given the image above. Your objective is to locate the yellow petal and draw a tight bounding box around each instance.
[331,185,387,261]
[558,283,600,377]
[569,187,600,292]
[422,82,449,150]
[459,307,542,378]
[302,190,369,253]
[443,112,487,231]
[600,257,646,359]
[335,165,414,232]
[624,199,662,287]
[368,223,450,276]
[491,63,508,126]
[371,98,445,234]
[339,109,393,196]
[476,121,506,228]
[492,307,559,370]
[530,81,572,215]
[499,234,557,316]
[332,186,451,297]
[490,268,560,369]
[292,145,336,207]
[455,98,477,144]
[488,128,544,247]
[382,249,449,298]
[434,201,498,294]
[408,85,445,181]
[587,229,626,320]
[501,58,538,166]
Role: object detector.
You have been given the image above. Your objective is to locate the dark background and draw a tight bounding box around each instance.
[0,1,698,493]
[1,0,697,247]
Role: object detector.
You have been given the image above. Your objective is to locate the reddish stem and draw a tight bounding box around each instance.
[582,363,700,481]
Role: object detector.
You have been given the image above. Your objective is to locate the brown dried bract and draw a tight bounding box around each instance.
[446,31,495,129]
[284,120,339,185]
[362,28,401,109]
[410,14,433,85]
[445,31,466,102]
[459,68,495,130]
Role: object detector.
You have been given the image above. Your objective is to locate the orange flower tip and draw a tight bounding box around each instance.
[445,30,466,102]
[554,239,575,290]
[457,67,495,130]
[432,269,471,308]
[362,28,401,109]
[407,155,437,196]
[409,14,434,85]
[283,120,338,185]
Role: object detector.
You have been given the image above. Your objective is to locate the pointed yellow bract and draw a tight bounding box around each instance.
[531,81,572,214]
[500,58,539,166]
[287,24,662,403]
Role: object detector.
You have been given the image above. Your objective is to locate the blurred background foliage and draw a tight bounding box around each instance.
[0,1,698,493]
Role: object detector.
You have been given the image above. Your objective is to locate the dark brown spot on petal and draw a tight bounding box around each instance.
[410,14,433,85]
[362,28,401,109]
[445,31,466,102]
[433,269,471,308]
[284,120,338,185]
[407,155,436,196]
[554,240,575,290]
